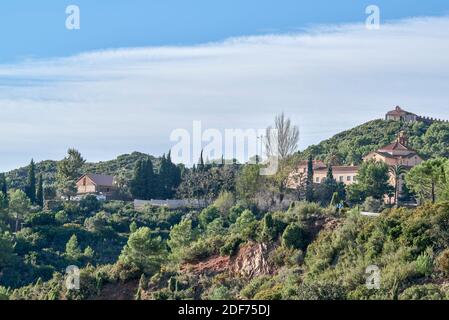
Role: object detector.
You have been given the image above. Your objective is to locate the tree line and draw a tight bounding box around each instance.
[130,152,182,200]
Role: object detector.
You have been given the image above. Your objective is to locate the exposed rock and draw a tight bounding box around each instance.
[230,242,271,278]
[181,242,271,279]
[182,255,230,276]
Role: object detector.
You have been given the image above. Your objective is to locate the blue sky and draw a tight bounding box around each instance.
[1,1,449,172]
[1,0,449,62]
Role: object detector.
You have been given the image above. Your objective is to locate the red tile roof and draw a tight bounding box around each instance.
[386,106,416,117]
[378,141,410,152]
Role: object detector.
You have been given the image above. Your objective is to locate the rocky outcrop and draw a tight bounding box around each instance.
[181,242,271,279]
[229,243,270,278]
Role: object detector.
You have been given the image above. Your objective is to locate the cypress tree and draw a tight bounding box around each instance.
[306,156,314,202]
[27,159,36,204]
[198,150,205,171]
[36,174,44,207]
[130,159,147,200]
[158,154,170,199]
[0,173,7,196]
[142,158,156,200]
[158,152,181,200]
[167,151,181,198]
[326,165,334,181]
[323,165,338,205]
[0,173,8,209]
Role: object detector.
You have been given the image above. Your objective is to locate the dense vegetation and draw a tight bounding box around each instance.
[2,117,449,300]
[5,152,161,191]
[4,199,449,300]
[300,119,449,164]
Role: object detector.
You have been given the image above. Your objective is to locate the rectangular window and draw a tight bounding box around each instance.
[339,176,343,182]
[347,176,351,181]
[316,177,320,183]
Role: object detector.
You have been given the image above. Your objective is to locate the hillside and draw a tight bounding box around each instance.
[299,119,449,164]
[7,201,449,300]
[4,152,160,190]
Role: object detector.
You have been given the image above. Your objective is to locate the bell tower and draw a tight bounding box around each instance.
[397,131,408,146]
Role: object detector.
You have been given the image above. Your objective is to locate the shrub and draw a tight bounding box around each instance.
[363,197,382,213]
[253,285,283,300]
[0,286,10,300]
[296,281,347,300]
[213,191,235,216]
[206,218,226,237]
[240,276,273,299]
[199,206,221,229]
[183,238,222,263]
[436,249,449,275]
[415,249,434,277]
[129,221,138,233]
[119,227,167,275]
[220,236,243,257]
[26,212,56,226]
[207,285,232,300]
[268,245,303,268]
[261,213,286,242]
[79,195,101,214]
[228,205,245,224]
[84,211,110,233]
[55,210,68,224]
[282,223,307,250]
[231,210,257,240]
[65,266,101,300]
[399,284,445,300]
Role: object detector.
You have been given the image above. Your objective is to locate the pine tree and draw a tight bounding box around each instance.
[56,149,85,200]
[26,159,37,204]
[36,174,44,207]
[306,156,314,202]
[65,234,82,260]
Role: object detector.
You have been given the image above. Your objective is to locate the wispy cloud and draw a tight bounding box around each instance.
[1,16,449,171]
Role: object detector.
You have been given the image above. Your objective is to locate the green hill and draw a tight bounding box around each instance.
[299,119,449,164]
[5,152,160,190]
[5,119,449,190]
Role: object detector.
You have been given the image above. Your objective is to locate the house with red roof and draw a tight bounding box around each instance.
[288,131,423,199]
[385,106,418,123]
[363,131,423,168]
